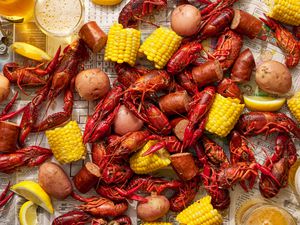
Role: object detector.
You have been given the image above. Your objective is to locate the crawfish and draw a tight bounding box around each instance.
[0,146,52,173]
[217,78,242,100]
[167,42,203,74]
[259,134,297,198]
[52,210,92,225]
[261,16,300,68]
[2,47,61,91]
[175,69,198,95]
[169,178,199,212]
[84,85,123,143]
[118,0,167,28]
[0,182,14,208]
[182,86,216,149]
[212,29,243,70]
[101,164,133,185]
[143,135,182,156]
[236,112,300,139]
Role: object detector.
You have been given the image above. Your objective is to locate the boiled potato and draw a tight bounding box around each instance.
[0,73,10,103]
[38,162,72,200]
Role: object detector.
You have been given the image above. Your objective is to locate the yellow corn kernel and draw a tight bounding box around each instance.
[176,195,223,225]
[104,23,141,66]
[205,94,245,137]
[130,140,170,174]
[265,0,300,26]
[139,27,182,69]
[46,121,86,164]
[288,91,300,123]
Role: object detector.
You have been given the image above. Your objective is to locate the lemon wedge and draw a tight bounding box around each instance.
[243,96,286,111]
[11,181,54,214]
[11,42,51,62]
[19,201,38,225]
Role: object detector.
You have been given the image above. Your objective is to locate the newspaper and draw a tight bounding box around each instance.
[0,0,300,224]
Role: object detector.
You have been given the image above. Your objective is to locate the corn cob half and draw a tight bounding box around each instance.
[288,91,300,123]
[176,195,222,225]
[139,27,182,69]
[130,140,171,174]
[205,94,245,137]
[104,23,141,66]
[46,121,86,164]
[265,0,300,26]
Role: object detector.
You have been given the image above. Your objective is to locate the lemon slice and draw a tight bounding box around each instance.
[11,181,54,214]
[2,15,24,23]
[11,42,51,62]
[243,96,286,111]
[19,201,38,225]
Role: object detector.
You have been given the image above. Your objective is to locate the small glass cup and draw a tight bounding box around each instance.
[235,199,297,225]
[34,0,84,37]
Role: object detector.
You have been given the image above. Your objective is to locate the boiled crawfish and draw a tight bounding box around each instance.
[236,112,300,139]
[261,16,300,68]
[118,0,167,28]
[0,146,52,173]
[217,78,242,100]
[259,134,297,198]
[52,210,92,225]
[175,69,198,95]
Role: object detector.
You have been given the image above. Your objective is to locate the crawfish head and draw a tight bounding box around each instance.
[217,78,242,100]
[101,163,133,184]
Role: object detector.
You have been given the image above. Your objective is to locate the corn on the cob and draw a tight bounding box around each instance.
[139,27,182,69]
[142,223,172,225]
[130,140,171,174]
[104,23,141,66]
[287,91,300,122]
[92,0,123,6]
[205,94,245,137]
[265,0,300,26]
[176,195,223,225]
[46,121,86,164]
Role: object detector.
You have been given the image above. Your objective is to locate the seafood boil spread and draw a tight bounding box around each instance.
[0,0,300,224]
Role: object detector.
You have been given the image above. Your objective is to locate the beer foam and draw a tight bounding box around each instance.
[35,0,82,35]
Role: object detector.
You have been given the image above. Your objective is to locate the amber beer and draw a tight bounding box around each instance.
[0,0,34,19]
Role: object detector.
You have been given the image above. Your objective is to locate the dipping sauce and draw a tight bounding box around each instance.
[34,0,84,36]
[288,160,300,201]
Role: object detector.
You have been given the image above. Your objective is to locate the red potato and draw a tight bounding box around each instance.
[73,162,101,193]
[231,48,255,83]
[113,105,144,135]
[0,121,20,153]
[79,21,107,53]
[159,91,191,115]
[38,162,73,200]
[192,60,223,86]
[170,118,189,141]
[231,9,263,39]
[0,74,10,103]
[137,193,170,222]
[255,60,292,95]
[171,4,201,36]
[75,68,110,101]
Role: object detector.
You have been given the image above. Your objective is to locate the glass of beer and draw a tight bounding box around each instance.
[34,0,84,37]
[0,0,35,20]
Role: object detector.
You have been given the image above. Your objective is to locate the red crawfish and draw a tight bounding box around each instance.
[142,135,182,156]
[72,193,128,218]
[167,42,203,74]
[84,85,123,143]
[101,164,133,185]
[236,112,300,139]
[118,0,167,28]
[194,143,230,210]
[2,47,61,91]
[217,78,242,100]
[182,86,216,149]
[169,178,199,212]
[259,134,297,198]
[212,29,243,70]
[0,146,52,173]
[175,69,198,95]
[261,16,300,68]
[51,210,92,225]
[0,182,14,208]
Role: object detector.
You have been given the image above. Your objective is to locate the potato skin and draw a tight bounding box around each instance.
[0,74,10,103]
[75,68,110,101]
[255,61,292,95]
[38,162,73,200]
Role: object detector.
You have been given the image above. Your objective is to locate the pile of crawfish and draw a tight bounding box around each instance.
[1,0,300,224]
